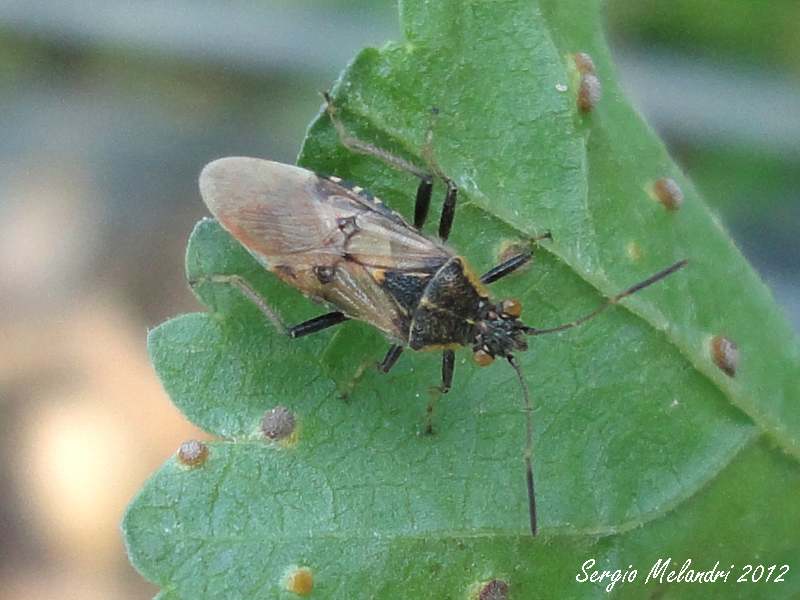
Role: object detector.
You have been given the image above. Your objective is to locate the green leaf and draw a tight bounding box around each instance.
[124,0,800,597]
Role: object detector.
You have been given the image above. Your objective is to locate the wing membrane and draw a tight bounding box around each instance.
[200,157,455,342]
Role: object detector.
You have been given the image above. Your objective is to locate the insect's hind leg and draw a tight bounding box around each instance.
[324,92,431,182]
[286,311,349,338]
[437,180,457,241]
[323,92,457,238]
[193,274,349,338]
[413,176,435,230]
[410,166,456,240]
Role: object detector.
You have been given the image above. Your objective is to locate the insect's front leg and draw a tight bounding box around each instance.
[479,233,553,284]
[193,274,348,338]
[480,252,533,285]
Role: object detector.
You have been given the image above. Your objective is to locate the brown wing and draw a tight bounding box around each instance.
[276,260,407,341]
[199,156,454,342]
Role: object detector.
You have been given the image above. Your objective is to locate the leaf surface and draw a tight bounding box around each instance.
[124,0,800,597]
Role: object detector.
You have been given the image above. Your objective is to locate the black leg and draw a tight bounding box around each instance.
[480,252,533,285]
[414,176,435,230]
[324,92,431,181]
[288,311,349,338]
[378,344,404,374]
[324,92,461,241]
[197,274,349,339]
[422,349,455,435]
[438,181,458,241]
[440,349,455,393]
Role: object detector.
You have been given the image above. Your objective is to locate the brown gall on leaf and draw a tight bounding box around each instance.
[284,566,314,595]
[653,177,684,211]
[573,52,602,113]
[577,73,602,113]
[477,578,510,600]
[261,405,297,442]
[176,439,209,468]
[573,51,596,76]
[711,334,740,377]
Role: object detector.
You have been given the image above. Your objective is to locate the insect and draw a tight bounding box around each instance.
[197,95,687,535]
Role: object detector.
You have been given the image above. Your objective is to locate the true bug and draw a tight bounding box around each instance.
[197,96,687,535]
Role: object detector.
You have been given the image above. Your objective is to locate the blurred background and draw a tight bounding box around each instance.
[0,1,796,598]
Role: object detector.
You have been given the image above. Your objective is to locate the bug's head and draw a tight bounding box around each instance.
[472,298,530,366]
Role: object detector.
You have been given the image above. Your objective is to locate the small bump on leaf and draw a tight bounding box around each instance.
[261,405,297,443]
[284,566,314,595]
[710,334,740,377]
[577,74,602,113]
[573,52,601,113]
[477,578,510,600]
[625,241,642,262]
[653,178,684,211]
[176,439,209,468]
[572,52,596,75]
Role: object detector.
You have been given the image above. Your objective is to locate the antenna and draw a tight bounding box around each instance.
[524,260,687,337]
[507,354,536,535]
[511,259,687,535]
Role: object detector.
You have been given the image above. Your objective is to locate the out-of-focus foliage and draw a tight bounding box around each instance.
[606,0,800,73]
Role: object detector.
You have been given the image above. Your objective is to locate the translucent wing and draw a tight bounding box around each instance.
[199,157,454,341]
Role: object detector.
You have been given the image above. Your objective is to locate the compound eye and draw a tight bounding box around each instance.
[499,298,522,318]
[473,348,495,367]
